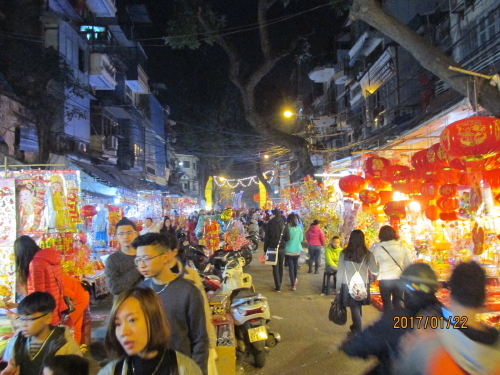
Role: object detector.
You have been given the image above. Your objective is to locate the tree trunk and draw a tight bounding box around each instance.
[351,0,500,117]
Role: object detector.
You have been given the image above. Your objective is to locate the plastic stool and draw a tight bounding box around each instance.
[322,271,337,295]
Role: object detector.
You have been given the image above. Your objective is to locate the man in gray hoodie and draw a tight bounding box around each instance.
[395,261,500,375]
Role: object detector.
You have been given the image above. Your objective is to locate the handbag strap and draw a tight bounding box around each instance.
[276,222,286,249]
[381,246,403,271]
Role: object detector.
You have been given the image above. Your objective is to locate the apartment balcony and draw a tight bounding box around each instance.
[86,0,117,17]
[90,134,118,160]
[308,53,336,83]
[89,53,117,90]
[126,64,149,93]
[348,31,383,67]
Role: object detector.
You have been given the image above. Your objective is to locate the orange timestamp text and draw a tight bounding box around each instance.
[393,316,468,329]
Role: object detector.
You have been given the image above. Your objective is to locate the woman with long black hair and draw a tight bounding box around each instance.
[14,235,67,326]
[159,216,176,236]
[336,230,378,335]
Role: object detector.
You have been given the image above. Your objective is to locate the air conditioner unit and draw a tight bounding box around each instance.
[105,135,118,150]
[75,142,87,152]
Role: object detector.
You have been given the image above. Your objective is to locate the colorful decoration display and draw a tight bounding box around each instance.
[364,156,390,178]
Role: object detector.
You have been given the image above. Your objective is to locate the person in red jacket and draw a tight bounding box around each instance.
[62,274,90,345]
[305,220,325,274]
[14,235,67,325]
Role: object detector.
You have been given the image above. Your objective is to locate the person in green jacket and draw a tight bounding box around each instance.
[325,236,343,288]
[284,213,303,291]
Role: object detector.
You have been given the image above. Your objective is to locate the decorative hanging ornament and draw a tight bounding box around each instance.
[338,175,367,195]
[483,168,500,192]
[378,191,393,206]
[364,156,390,178]
[359,190,381,205]
[411,149,432,171]
[380,164,410,183]
[437,197,459,211]
[425,205,441,221]
[439,183,458,197]
[81,205,97,224]
[440,116,500,159]
[426,143,450,169]
[420,182,440,200]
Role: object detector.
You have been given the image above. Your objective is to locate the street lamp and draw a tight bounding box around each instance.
[283,110,294,118]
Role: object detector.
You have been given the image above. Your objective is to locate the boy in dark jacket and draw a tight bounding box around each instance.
[2,292,81,375]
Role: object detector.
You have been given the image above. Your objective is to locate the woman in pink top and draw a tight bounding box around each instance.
[305,220,325,274]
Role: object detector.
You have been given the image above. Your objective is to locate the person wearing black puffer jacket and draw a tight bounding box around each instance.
[263,208,290,292]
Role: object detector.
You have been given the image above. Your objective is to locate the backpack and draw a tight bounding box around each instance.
[347,258,367,301]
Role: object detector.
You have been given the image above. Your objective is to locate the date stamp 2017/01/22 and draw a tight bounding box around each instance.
[393,316,468,329]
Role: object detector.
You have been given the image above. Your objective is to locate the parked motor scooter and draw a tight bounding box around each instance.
[221,257,280,368]
[245,232,260,252]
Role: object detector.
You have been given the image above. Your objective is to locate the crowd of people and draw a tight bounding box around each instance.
[3,208,500,375]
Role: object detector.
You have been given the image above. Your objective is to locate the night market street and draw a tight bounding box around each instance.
[89,248,380,375]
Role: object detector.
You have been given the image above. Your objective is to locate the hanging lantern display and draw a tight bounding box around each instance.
[380,164,410,183]
[440,116,500,159]
[426,143,450,169]
[81,205,97,225]
[434,168,461,185]
[392,169,425,195]
[483,168,500,192]
[411,149,432,171]
[364,156,391,178]
[365,175,390,190]
[425,205,441,221]
[378,191,393,206]
[437,197,459,212]
[420,182,440,200]
[384,201,406,232]
[359,190,381,205]
[338,175,367,194]
[439,183,458,197]
[383,201,406,220]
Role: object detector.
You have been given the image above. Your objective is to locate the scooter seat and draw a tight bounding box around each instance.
[231,289,260,301]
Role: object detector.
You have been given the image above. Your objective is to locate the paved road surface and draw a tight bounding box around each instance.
[235,255,380,375]
[88,249,381,374]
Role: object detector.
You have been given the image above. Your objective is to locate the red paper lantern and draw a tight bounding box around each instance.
[483,168,500,192]
[439,184,458,197]
[359,190,381,205]
[448,157,467,170]
[339,175,367,194]
[411,149,432,171]
[440,211,459,221]
[392,169,425,195]
[378,191,393,206]
[364,156,391,178]
[81,205,97,218]
[426,143,450,169]
[81,205,97,225]
[420,182,440,200]
[365,175,390,190]
[425,205,441,221]
[437,197,459,212]
[380,165,410,183]
[440,116,500,159]
[383,201,406,219]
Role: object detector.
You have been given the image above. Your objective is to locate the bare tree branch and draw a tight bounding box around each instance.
[351,0,500,117]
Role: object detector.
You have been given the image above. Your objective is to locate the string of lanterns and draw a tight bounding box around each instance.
[213,170,275,188]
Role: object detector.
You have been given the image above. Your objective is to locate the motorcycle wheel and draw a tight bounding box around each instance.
[250,239,259,252]
[242,248,253,266]
[251,346,266,368]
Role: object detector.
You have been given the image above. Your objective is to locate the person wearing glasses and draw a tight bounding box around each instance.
[132,233,209,375]
[104,218,143,299]
[1,292,81,375]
